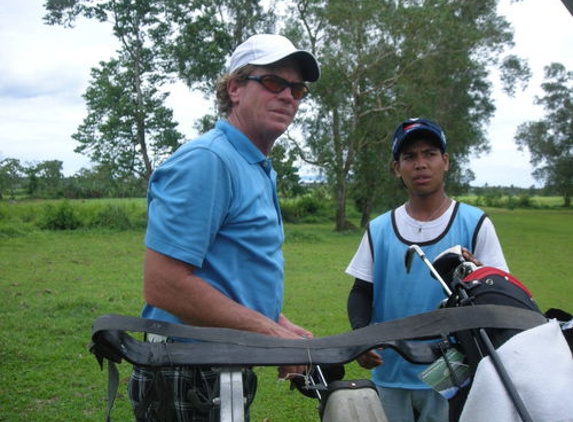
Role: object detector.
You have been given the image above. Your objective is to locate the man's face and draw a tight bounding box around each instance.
[392,138,449,195]
[228,59,304,155]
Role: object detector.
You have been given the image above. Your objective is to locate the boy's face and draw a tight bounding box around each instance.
[392,137,449,195]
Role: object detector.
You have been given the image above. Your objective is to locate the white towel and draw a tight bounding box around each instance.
[460,320,573,422]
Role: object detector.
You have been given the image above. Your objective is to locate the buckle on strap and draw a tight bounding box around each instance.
[146,333,169,343]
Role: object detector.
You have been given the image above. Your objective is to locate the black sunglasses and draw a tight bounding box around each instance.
[246,74,309,100]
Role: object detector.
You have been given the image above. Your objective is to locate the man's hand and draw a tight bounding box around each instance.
[462,247,482,267]
[278,313,313,339]
[356,349,383,370]
[276,314,313,379]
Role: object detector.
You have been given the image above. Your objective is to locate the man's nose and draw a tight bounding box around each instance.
[414,157,427,168]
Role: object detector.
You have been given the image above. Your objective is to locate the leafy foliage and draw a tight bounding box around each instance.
[46,1,190,183]
[270,139,306,198]
[41,0,535,224]
[25,160,65,199]
[73,58,183,181]
[515,63,573,206]
[284,0,530,229]
[0,158,25,200]
[280,188,335,223]
[39,201,83,230]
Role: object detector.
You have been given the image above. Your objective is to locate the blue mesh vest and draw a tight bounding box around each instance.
[368,202,485,388]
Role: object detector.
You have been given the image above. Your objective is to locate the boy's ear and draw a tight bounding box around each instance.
[392,160,401,178]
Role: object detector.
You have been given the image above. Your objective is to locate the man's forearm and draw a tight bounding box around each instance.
[347,278,373,330]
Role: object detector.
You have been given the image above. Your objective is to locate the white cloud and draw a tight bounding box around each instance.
[0,0,118,174]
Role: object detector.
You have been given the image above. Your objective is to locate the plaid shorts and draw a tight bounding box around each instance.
[128,365,257,422]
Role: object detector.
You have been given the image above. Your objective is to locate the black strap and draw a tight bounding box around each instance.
[105,361,119,422]
[92,305,546,421]
[90,305,546,368]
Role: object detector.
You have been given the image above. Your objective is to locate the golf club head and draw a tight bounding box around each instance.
[405,244,454,296]
[405,244,423,273]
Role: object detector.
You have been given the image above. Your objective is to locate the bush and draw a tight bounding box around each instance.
[0,199,148,234]
[517,194,532,208]
[280,189,333,223]
[38,201,82,230]
[88,204,133,230]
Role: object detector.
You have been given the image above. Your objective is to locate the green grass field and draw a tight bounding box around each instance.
[0,208,572,421]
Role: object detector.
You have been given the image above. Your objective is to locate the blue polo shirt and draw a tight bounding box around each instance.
[142,120,284,324]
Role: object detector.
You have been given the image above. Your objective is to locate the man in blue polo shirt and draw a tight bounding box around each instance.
[128,33,320,421]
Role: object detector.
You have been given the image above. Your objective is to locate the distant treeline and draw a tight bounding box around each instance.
[0,158,147,201]
[0,157,562,202]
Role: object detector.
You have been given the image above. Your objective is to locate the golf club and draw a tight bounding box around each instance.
[405,244,452,296]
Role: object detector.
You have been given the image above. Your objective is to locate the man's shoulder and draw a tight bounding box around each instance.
[367,209,395,231]
[456,201,486,217]
[370,209,393,221]
[174,126,235,158]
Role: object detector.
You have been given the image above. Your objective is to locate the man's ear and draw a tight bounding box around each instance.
[227,77,241,105]
[443,152,450,171]
[392,160,401,178]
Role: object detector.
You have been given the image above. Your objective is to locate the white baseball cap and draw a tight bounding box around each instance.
[229,34,320,82]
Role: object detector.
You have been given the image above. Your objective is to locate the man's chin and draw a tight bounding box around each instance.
[269,121,291,136]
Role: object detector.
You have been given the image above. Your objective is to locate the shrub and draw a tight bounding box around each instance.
[88,204,133,230]
[280,189,333,223]
[38,201,82,230]
[517,194,532,208]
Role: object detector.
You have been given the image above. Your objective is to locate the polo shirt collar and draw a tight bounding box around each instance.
[216,120,268,167]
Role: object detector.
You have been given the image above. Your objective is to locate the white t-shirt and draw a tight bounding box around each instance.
[346,201,509,283]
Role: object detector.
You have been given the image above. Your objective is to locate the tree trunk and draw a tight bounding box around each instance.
[131,27,153,183]
[360,196,372,228]
[335,181,347,231]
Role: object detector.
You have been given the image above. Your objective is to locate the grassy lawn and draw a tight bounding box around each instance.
[0,207,571,421]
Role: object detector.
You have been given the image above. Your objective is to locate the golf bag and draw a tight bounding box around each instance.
[431,248,545,421]
[444,266,542,367]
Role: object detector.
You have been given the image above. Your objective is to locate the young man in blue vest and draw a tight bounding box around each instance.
[345,117,508,422]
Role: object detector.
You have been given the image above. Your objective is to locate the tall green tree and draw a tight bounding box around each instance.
[285,0,529,230]
[44,0,276,183]
[515,62,573,207]
[45,0,185,182]
[284,0,397,230]
[0,158,24,200]
[72,57,182,181]
[162,0,275,92]
[25,160,65,199]
[269,140,305,198]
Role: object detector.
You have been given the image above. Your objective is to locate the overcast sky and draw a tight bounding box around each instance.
[1,0,572,187]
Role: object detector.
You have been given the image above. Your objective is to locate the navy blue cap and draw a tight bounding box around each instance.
[391,118,447,161]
